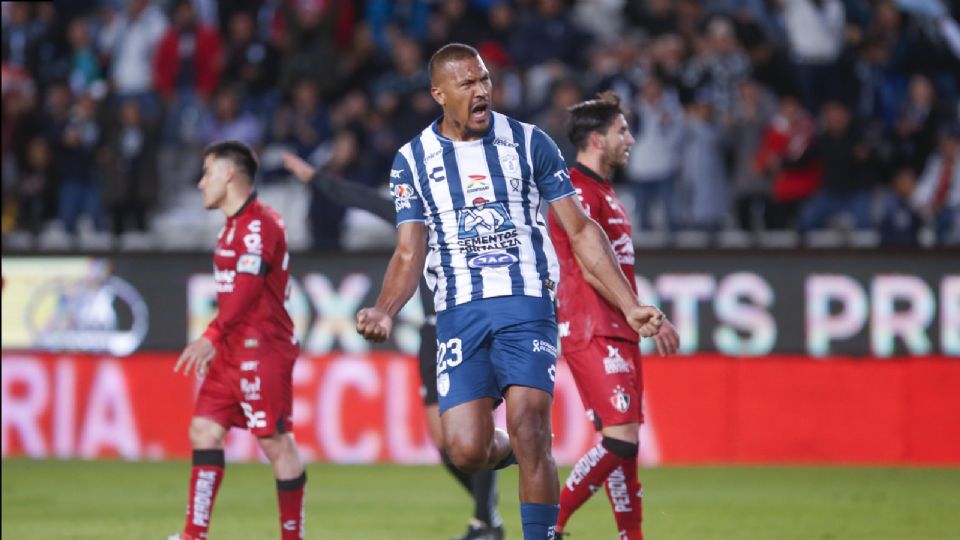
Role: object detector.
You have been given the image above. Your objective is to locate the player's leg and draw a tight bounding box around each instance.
[178,360,237,540]
[601,425,644,540]
[435,303,509,472]
[258,432,306,540]
[504,386,559,539]
[556,339,643,538]
[489,296,562,540]
[248,351,305,540]
[421,321,504,538]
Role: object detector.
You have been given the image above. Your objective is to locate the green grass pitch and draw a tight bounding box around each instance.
[3,459,959,539]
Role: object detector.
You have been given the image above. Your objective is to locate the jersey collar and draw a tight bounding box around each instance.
[572,162,608,185]
[231,191,258,219]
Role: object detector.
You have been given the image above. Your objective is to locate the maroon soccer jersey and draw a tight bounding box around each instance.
[203,194,298,359]
[548,163,638,352]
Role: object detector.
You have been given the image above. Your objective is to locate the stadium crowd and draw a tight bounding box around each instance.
[2,0,959,249]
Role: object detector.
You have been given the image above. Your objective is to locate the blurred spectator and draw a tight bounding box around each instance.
[2,3,43,71]
[271,78,332,159]
[729,79,776,231]
[625,0,677,37]
[781,0,847,112]
[913,124,960,243]
[277,0,356,95]
[102,99,158,237]
[199,85,262,147]
[626,76,683,232]
[681,17,750,121]
[797,101,876,233]
[65,17,104,98]
[878,166,923,246]
[53,91,104,235]
[679,90,729,230]
[754,94,822,229]
[16,136,51,235]
[369,35,431,141]
[153,0,223,144]
[223,10,280,121]
[307,128,373,249]
[98,0,168,117]
[509,0,587,68]
[889,74,946,172]
[573,0,627,42]
[535,78,582,166]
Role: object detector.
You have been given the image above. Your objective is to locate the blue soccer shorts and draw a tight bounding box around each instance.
[434,295,559,414]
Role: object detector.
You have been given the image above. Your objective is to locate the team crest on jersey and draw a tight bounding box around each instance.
[456,198,519,254]
[610,385,630,413]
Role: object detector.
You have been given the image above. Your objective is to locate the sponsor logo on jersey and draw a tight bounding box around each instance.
[558,321,571,338]
[237,253,263,275]
[241,402,267,428]
[456,199,520,253]
[603,345,631,374]
[241,376,261,401]
[610,385,630,413]
[240,360,259,371]
[467,251,518,269]
[214,267,236,292]
[493,137,519,148]
[532,339,558,358]
[393,183,417,211]
[611,234,635,265]
[390,168,403,179]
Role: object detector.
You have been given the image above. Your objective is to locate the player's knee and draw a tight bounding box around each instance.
[257,433,292,462]
[507,409,550,456]
[188,418,223,449]
[445,436,489,472]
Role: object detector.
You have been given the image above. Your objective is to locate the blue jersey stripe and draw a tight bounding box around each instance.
[437,138,478,304]
[508,118,550,296]
[482,134,526,296]
[411,138,455,308]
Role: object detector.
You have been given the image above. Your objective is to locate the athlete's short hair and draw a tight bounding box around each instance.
[429,42,481,84]
[203,140,259,181]
[567,91,625,151]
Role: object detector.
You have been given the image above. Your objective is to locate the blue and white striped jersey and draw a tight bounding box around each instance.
[390,112,576,312]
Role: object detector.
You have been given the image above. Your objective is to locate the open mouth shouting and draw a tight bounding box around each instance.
[470,100,490,125]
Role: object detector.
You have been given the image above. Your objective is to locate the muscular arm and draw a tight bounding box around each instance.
[357,222,428,341]
[551,196,640,314]
[551,196,663,337]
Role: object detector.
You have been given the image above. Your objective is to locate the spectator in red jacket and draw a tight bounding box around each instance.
[754,94,822,229]
[153,0,222,145]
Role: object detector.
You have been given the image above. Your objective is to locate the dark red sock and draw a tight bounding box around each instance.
[557,437,635,531]
[604,457,643,540]
[277,471,307,539]
[182,449,225,539]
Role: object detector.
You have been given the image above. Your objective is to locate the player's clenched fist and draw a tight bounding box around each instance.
[357,307,393,342]
[625,305,663,338]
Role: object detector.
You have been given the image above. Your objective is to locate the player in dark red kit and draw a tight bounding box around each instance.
[170,141,305,540]
[547,93,679,539]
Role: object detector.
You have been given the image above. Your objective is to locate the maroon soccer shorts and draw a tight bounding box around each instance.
[563,336,644,429]
[193,346,296,438]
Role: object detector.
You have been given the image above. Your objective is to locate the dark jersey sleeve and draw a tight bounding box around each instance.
[310,172,396,222]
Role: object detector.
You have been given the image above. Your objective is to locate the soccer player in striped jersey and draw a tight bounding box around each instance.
[356,43,664,540]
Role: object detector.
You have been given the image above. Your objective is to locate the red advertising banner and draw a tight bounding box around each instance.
[2,353,959,465]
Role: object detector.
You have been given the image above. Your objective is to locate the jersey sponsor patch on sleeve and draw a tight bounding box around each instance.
[236,253,264,275]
